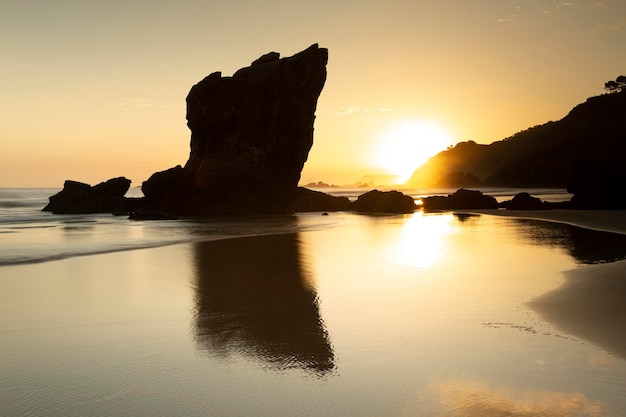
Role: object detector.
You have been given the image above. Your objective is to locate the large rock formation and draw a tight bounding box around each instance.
[141,44,328,216]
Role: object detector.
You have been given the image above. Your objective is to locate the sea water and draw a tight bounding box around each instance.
[2,187,625,417]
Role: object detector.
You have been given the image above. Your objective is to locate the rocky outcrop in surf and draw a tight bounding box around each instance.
[43,177,135,214]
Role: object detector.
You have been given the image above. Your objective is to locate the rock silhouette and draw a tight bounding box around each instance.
[141,44,328,216]
[43,177,133,214]
[422,189,498,211]
[350,190,417,213]
[293,187,351,212]
[500,192,545,210]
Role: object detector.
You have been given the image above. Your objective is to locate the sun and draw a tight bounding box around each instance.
[371,120,454,183]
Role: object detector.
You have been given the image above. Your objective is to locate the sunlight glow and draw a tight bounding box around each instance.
[385,212,454,270]
[372,120,454,183]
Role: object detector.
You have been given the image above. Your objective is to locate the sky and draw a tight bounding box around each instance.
[1,0,625,187]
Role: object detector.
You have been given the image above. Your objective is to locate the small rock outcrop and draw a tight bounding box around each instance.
[350,190,417,214]
[43,177,132,214]
[293,187,351,212]
[140,44,329,216]
[500,192,545,210]
[422,189,498,211]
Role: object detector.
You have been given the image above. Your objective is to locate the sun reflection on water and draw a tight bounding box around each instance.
[384,211,455,270]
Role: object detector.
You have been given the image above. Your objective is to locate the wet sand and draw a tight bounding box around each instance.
[458,209,626,359]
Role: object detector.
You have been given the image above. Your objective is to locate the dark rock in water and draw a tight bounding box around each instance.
[500,192,545,210]
[43,177,132,214]
[567,160,626,209]
[422,189,498,211]
[350,190,417,214]
[143,44,328,216]
[293,187,351,212]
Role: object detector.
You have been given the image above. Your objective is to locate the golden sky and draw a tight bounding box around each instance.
[1,0,625,187]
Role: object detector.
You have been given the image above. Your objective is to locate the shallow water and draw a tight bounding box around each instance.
[1,189,625,416]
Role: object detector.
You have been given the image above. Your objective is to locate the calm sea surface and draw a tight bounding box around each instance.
[1,187,625,416]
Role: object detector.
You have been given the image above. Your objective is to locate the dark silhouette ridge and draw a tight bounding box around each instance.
[192,233,335,375]
[140,44,329,216]
[435,171,483,188]
[407,90,626,189]
[567,159,626,209]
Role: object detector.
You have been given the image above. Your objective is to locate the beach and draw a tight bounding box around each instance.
[2,196,626,416]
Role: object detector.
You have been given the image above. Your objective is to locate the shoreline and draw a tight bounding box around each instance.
[452,208,626,235]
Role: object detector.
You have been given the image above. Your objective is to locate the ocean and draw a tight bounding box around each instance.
[0,186,571,266]
[2,187,626,416]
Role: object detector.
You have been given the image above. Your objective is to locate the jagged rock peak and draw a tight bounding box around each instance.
[141,44,329,216]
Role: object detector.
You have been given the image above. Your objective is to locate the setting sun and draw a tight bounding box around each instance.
[371,120,455,184]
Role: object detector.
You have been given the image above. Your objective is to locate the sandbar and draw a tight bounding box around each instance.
[456,208,626,359]
[454,209,626,234]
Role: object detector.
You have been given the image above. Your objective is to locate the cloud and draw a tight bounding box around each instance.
[117,98,184,111]
[118,98,153,109]
[333,106,362,116]
[330,107,392,117]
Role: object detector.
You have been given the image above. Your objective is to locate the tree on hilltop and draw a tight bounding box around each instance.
[605,75,626,93]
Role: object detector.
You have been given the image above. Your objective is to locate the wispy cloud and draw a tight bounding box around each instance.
[330,107,391,117]
[118,98,184,111]
[333,106,361,116]
[118,98,153,109]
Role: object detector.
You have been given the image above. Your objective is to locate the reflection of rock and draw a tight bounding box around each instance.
[43,177,133,214]
[350,190,417,213]
[142,44,328,216]
[422,189,498,211]
[514,218,626,264]
[192,233,335,375]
